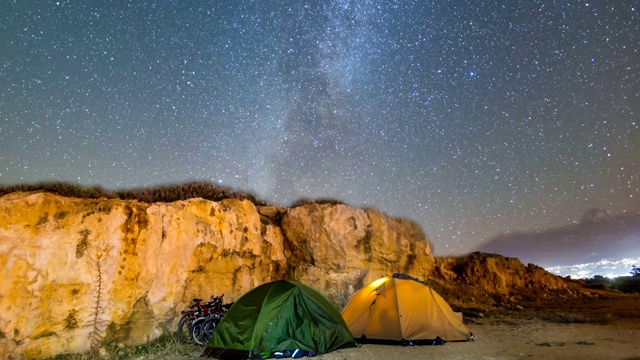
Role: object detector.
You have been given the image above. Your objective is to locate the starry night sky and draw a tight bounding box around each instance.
[1,1,639,255]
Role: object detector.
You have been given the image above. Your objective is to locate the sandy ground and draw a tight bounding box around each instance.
[317,317,640,360]
[316,297,640,360]
[157,296,640,360]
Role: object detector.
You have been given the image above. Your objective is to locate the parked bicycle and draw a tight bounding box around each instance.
[177,296,214,343]
[177,294,233,345]
[190,294,234,346]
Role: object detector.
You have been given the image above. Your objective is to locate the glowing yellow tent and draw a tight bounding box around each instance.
[341,274,471,344]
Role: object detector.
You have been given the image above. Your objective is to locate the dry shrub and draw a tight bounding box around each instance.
[116,181,264,204]
[0,181,266,205]
[0,182,117,199]
[291,197,346,207]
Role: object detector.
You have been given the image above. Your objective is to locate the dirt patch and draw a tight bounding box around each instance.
[56,296,640,360]
[318,296,640,360]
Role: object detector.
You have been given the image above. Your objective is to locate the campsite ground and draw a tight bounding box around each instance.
[60,293,640,359]
[319,295,640,360]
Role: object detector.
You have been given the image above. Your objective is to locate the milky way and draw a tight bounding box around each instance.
[1,1,639,255]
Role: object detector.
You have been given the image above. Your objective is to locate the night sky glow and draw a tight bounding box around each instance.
[1,1,639,255]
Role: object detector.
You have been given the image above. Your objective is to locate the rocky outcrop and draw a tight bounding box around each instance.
[431,252,585,310]
[282,205,433,305]
[0,192,434,359]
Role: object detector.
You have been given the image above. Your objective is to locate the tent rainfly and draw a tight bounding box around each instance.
[203,280,355,359]
[341,273,471,344]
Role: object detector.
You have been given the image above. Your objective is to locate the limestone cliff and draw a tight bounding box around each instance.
[0,192,434,359]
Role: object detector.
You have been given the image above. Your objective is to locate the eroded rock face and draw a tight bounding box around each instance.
[431,252,579,310]
[0,192,434,359]
[282,204,434,306]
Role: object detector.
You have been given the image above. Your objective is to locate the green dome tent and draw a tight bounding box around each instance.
[203,280,355,359]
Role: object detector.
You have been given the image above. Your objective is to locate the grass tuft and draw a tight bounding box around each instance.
[48,334,201,360]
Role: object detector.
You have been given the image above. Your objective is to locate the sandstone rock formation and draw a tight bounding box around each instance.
[431,252,583,311]
[0,192,434,359]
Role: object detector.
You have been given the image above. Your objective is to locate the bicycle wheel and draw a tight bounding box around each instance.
[177,313,195,343]
[190,317,208,346]
[201,317,218,344]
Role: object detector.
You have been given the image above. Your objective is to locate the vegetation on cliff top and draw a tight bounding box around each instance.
[0,182,354,209]
[0,181,266,205]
